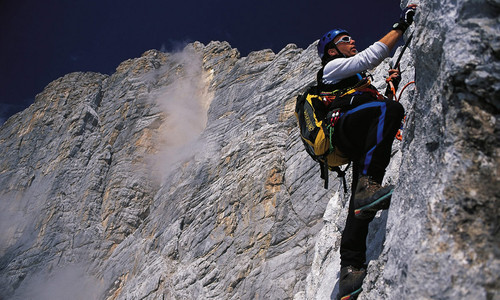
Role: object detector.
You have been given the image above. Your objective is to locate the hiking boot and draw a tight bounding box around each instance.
[353,175,394,219]
[337,266,366,300]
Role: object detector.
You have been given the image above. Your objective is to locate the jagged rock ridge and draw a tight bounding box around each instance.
[1,38,335,299]
[1,0,499,299]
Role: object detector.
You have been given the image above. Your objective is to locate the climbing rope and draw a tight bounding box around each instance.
[398,80,416,101]
[389,33,416,140]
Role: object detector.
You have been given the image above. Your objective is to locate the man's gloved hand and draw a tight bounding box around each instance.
[401,5,417,25]
[385,69,402,97]
[387,69,402,87]
[393,4,417,33]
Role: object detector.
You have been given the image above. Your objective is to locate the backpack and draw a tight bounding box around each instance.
[295,85,350,190]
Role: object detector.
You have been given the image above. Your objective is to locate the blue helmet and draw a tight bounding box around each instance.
[317,28,349,58]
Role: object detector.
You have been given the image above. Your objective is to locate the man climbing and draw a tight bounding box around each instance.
[315,5,417,300]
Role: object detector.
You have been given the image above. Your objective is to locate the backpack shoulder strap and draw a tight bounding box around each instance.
[320,156,329,189]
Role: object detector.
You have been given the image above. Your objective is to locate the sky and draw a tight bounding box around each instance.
[0,0,404,125]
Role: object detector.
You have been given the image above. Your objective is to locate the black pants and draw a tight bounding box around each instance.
[334,99,404,268]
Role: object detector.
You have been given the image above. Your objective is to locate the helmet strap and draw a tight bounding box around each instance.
[332,43,347,58]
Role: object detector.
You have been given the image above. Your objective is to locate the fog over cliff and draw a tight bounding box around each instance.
[1,0,499,299]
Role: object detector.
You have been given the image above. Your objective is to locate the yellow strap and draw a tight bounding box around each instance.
[339,78,372,97]
[305,94,324,127]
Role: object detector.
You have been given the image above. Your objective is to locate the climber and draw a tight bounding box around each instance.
[315,5,417,300]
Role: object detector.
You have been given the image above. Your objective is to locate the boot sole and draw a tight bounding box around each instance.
[354,189,393,219]
[340,287,362,300]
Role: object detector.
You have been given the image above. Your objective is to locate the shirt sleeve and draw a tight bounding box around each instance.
[322,41,390,85]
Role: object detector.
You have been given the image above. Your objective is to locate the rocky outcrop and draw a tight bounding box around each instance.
[362,0,500,298]
[0,0,498,299]
[0,39,335,299]
[307,0,500,299]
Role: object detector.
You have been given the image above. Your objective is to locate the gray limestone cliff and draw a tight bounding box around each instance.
[0,0,499,299]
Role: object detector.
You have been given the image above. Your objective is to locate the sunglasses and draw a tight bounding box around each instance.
[335,36,353,45]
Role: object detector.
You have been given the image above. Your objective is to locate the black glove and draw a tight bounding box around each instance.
[388,69,402,88]
[401,5,416,25]
[385,69,402,97]
[393,5,417,33]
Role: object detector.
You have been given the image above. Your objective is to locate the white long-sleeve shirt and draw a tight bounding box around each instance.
[322,41,390,85]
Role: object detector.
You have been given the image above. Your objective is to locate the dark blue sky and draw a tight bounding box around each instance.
[0,0,403,124]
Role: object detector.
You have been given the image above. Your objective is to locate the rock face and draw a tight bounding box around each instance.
[308,0,500,299]
[365,0,499,298]
[0,40,331,299]
[0,0,499,299]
